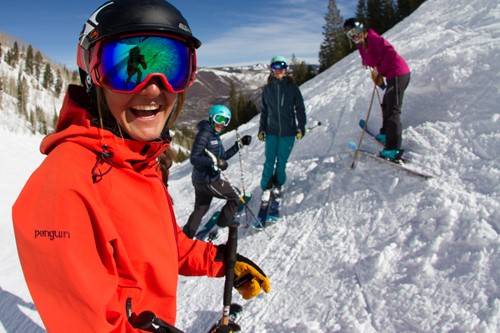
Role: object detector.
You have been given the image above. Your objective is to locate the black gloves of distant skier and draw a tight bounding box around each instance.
[236,135,252,149]
[233,254,271,300]
[240,135,252,146]
[257,132,266,141]
[296,129,304,140]
[216,158,228,171]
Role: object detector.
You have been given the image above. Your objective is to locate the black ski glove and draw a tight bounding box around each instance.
[257,131,266,141]
[216,158,228,171]
[240,135,252,146]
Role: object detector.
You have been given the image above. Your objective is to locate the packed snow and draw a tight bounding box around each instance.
[1,0,499,331]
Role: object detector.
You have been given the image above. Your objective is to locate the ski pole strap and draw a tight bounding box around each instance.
[127,298,185,333]
[233,273,254,289]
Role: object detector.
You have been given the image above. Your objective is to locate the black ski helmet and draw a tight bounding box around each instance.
[77,0,201,86]
[343,18,364,33]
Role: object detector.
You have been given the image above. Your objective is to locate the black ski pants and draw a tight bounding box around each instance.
[182,179,240,239]
[380,73,411,150]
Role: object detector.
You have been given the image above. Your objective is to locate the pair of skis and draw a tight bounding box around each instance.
[253,187,281,230]
[350,119,434,179]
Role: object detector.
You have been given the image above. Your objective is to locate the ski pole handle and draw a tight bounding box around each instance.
[205,148,220,171]
[222,224,238,325]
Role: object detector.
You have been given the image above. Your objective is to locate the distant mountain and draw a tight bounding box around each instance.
[180,66,269,126]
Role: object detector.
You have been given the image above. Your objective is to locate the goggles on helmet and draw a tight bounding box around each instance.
[346,28,363,41]
[213,114,230,126]
[90,34,197,94]
[270,61,288,71]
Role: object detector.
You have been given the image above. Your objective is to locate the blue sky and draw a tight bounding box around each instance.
[1,0,356,69]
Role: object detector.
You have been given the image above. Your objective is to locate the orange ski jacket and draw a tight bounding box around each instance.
[12,85,225,332]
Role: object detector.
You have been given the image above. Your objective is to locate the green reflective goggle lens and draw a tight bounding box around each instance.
[96,35,194,93]
[213,115,230,126]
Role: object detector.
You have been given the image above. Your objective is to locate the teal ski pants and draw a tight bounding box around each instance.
[260,135,295,190]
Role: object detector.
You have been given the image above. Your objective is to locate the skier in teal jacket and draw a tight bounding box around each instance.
[258,55,306,202]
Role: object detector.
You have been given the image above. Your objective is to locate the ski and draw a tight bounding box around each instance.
[253,188,281,230]
[348,141,434,179]
[267,190,281,223]
[206,303,243,333]
[359,119,384,145]
[359,119,411,163]
[195,211,221,241]
[195,193,252,241]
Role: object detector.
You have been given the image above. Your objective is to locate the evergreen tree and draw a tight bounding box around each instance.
[11,41,20,66]
[54,69,63,97]
[356,0,368,24]
[319,0,349,73]
[294,62,309,85]
[397,0,426,18]
[30,110,36,134]
[358,0,399,34]
[380,0,399,33]
[4,49,12,66]
[36,106,48,134]
[42,63,54,89]
[17,71,29,119]
[34,51,43,80]
[0,42,3,59]
[290,54,313,85]
[366,0,384,33]
[25,45,34,75]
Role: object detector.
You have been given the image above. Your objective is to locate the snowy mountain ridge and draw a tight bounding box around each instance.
[1,0,500,332]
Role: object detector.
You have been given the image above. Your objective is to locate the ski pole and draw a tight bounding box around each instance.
[351,83,377,169]
[375,85,384,113]
[235,129,251,228]
[205,149,271,239]
[222,222,238,326]
[305,121,322,133]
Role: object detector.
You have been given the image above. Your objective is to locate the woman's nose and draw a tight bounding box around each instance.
[138,77,164,97]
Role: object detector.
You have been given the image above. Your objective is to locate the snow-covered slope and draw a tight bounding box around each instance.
[1,0,499,331]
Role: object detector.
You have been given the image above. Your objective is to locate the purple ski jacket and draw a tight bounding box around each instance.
[358,29,410,80]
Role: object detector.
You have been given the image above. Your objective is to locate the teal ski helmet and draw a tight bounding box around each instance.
[270,55,288,66]
[270,55,288,69]
[208,105,232,129]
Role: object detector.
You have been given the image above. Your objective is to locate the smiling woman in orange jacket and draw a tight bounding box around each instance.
[12,1,269,332]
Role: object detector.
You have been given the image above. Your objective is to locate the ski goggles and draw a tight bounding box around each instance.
[90,34,197,94]
[212,115,230,126]
[270,61,288,71]
[346,28,363,41]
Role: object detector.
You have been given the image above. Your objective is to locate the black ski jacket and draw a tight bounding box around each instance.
[259,76,306,136]
[190,120,239,184]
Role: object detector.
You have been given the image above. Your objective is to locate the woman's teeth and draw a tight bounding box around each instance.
[131,105,161,117]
